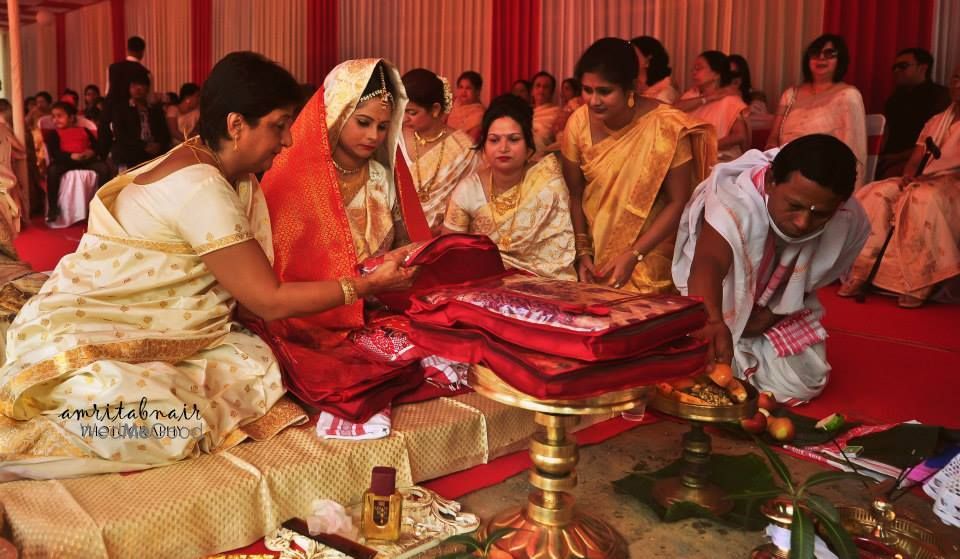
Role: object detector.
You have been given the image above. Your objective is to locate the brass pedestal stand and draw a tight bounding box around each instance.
[649,383,758,516]
[471,366,653,559]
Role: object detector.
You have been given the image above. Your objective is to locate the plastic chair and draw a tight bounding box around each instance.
[865,114,886,185]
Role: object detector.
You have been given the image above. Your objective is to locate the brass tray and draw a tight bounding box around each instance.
[839,505,946,559]
[650,377,759,423]
[470,365,653,416]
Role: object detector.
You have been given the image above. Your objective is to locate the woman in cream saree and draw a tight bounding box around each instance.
[444,95,575,280]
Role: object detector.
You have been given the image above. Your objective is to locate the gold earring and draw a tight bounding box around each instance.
[233,135,239,152]
[627,91,636,108]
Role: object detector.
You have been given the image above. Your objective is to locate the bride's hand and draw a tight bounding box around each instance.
[359,260,419,295]
[383,242,423,265]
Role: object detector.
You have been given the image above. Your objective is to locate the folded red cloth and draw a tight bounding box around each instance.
[359,233,505,311]
[410,321,706,400]
[407,274,706,362]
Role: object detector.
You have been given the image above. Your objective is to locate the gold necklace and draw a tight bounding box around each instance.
[332,157,363,175]
[486,170,523,250]
[413,132,446,203]
[414,128,446,146]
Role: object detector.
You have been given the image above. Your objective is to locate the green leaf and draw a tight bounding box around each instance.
[789,506,815,559]
[810,508,859,559]
[755,437,795,493]
[483,527,518,553]
[801,471,871,492]
[442,534,483,552]
[803,494,840,524]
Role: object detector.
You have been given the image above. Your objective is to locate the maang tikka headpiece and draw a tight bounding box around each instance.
[358,64,394,108]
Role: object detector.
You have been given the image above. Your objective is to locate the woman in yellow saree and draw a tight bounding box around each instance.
[560,38,716,294]
[0,53,414,480]
[443,94,575,280]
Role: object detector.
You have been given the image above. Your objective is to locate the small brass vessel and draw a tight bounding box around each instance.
[648,379,759,515]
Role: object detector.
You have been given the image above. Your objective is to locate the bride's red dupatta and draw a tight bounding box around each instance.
[247,87,432,422]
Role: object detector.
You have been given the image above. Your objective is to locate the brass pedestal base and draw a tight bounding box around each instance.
[651,422,734,516]
[652,476,734,516]
[470,366,651,559]
[485,504,628,559]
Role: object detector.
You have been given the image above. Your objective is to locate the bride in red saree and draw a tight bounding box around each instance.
[253,59,436,422]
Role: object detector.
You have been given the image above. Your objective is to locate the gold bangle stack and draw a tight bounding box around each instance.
[574,233,594,258]
[339,277,358,306]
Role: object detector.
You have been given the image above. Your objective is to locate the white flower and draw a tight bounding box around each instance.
[306,499,355,538]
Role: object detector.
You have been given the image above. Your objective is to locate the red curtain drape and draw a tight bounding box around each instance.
[490,0,540,97]
[823,0,935,114]
[110,0,125,62]
[55,13,66,95]
[306,0,338,87]
[190,0,213,84]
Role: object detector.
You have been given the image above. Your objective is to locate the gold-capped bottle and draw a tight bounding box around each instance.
[360,466,402,541]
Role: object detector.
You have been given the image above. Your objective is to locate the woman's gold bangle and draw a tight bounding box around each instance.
[339,277,358,306]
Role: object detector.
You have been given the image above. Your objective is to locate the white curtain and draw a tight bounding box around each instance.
[338,0,493,104]
[655,0,825,106]
[20,22,56,97]
[0,31,10,101]
[64,0,112,95]
[125,0,191,94]
[538,0,823,110]
[211,0,308,82]
[540,0,657,86]
[931,0,960,85]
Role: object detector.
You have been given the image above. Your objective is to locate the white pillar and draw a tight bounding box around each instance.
[6,0,25,144]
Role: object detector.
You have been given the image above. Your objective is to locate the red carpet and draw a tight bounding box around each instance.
[12,217,86,272]
[793,285,960,428]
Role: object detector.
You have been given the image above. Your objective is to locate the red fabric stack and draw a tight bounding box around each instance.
[406,273,709,400]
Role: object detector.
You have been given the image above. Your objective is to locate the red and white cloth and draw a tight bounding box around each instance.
[764,308,828,358]
[421,355,470,390]
[316,407,392,440]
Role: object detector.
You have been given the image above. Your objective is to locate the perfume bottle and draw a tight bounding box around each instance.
[361,466,403,541]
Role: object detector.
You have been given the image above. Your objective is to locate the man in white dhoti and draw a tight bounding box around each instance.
[673,134,869,404]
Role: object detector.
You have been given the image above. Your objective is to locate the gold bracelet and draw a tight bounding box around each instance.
[575,248,595,258]
[339,277,358,306]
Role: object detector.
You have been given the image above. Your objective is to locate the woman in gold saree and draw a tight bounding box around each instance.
[444,94,575,279]
[0,53,414,480]
[446,71,485,143]
[561,38,715,294]
[400,68,479,232]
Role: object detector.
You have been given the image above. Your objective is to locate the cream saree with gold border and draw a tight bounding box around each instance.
[0,151,305,481]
